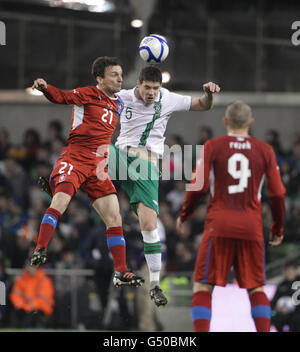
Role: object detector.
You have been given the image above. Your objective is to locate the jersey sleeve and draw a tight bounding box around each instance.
[167,91,192,113]
[265,145,286,198]
[180,140,213,222]
[265,145,286,236]
[43,85,88,105]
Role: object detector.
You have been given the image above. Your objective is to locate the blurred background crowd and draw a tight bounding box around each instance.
[0,121,300,330]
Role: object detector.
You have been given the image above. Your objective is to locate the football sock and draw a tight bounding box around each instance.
[145,250,161,289]
[249,291,271,332]
[190,291,212,332]
[36,208,61,251]
[106,226,128,273]
[142,230,162,289]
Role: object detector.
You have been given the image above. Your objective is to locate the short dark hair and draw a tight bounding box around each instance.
[139,66,162,84]
[91,56,122,79]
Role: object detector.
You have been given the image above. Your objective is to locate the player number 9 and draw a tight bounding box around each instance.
[227,153,251,194]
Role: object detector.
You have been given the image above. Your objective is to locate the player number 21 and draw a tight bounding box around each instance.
[227,153,251,194]
[101,108,113,124]
[59,162,73,175]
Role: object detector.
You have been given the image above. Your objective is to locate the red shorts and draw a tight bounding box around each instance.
[49,146,116,203]
[194,232,266,289]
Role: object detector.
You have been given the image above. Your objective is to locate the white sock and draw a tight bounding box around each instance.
[142,229,162,288]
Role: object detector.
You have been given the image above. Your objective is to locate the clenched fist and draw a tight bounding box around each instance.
[203,82,221,95]
[32,78,48,92]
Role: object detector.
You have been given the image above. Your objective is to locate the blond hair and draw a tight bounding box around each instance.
[225,101,252,129]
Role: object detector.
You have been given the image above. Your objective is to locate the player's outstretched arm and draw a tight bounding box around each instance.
[32,78,87,105]
[190,82,221,111]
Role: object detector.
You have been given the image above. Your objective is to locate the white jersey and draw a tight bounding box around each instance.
[116,87,191,158]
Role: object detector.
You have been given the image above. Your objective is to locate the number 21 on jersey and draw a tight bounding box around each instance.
[101,108,113,124]
[227,153,251,194]
[59,162,73,175]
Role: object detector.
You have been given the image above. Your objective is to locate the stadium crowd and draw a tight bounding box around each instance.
[0,122,299,330]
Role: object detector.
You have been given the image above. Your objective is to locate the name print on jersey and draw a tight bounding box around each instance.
[229,141,251,150]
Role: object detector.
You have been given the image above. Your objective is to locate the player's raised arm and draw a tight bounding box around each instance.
[32,78,87,105]
[265,146,286,247]
[190,82,221,111]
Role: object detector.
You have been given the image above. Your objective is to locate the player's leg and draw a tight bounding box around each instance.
[127,154,165,304]
[31,183,75,266]
[92,193,144,287]
[136,202,167,306]
[247,286,271,332]
[235,239,271,332]
[32,149,85,266]
[191,282,214,332]
[109,146,163,294]
[191,234,215,332]
[191,235,234,332]
[92,193,125,273]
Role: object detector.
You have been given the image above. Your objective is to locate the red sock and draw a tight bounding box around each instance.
[36,208,61,251]
[249,291,271,332]
[107,227,128,273]
[190,291,212,332]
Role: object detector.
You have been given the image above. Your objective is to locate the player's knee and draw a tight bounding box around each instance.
[139,215,157,232]
[193,282,214,294]
[105,212,122,228]
[50,192,71,214]
[248,286,264,296]
[141,222,157,232]
[137,204,157,231]
[141,229,160,243]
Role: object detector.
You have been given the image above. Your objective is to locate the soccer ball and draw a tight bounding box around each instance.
[139,34,169,64]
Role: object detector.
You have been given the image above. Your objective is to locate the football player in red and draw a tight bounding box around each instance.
[30,56,144,287]
[177,101,286,332]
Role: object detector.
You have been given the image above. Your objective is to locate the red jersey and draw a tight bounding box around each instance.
[43,85,124,152]
[180,135,286,241]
